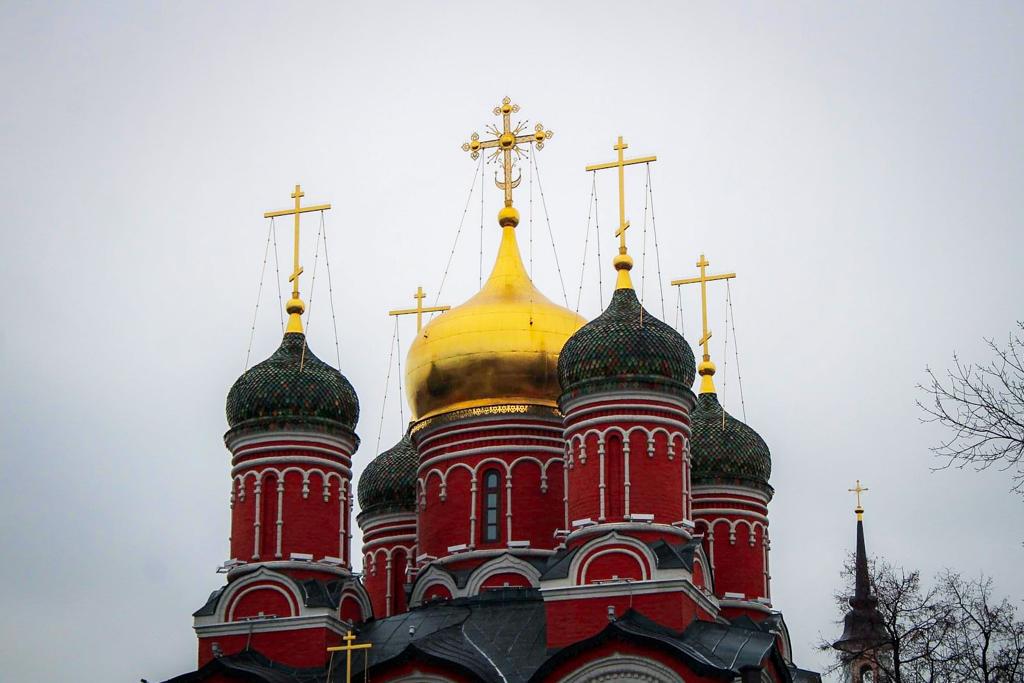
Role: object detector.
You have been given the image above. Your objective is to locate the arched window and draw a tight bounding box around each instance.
[482,469,501,543]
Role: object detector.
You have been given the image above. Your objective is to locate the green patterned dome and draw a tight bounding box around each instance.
[357,433,418,517]
[558,287,696,398]
[690,392,772,495]
[226,332,359,434]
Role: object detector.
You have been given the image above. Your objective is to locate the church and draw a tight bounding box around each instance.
[167,98,824,683]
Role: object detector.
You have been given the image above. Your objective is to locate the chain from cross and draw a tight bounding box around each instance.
[670,254,737,362]
[327,631,373,683]
[848,479,869,517]
[263,184,331,333]
[462,97,553,208]
[388,286,451,332]
[585,136,656,256]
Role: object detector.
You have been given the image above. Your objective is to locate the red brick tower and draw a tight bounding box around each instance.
[541,193,713,648]
[689,352,774,620]
[190,187,370,670]
[356,431,418,618]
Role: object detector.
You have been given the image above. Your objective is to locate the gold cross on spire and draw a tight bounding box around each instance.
[670,254,737,394]
[388,286,451,333]
[263,184,331,334]
[585,136,657,290]
[462,97,553,210]
[327,631,373,683]
[848,479,869,520]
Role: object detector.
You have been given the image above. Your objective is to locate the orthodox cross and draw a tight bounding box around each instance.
[585,136,656,257]
[263,184,331,333]
[388,286,450,332]
[462,97,553,208]
[327,631,373,683]
[671,254,736,362]
[848,479,869,520]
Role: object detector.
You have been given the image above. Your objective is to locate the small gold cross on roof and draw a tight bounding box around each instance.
[462,97,553,209]
[388,286,451,333]
[848,479,869,519]
[263,184,331,334]
[326,631,373,683]
[670,254,736,394]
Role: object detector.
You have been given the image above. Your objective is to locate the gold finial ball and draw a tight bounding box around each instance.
[498,206,520,227]
[698,359,716,376]
[470,139,481,151]
[612,253,633,271]
[286,297,306,315]
[501,102,512,114]
[499,132,516,149]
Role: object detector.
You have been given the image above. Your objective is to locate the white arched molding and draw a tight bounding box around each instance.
[464,553,542,595]
[390,674,459,683]
[339,581,373,623]
[557,653,685,683]
[408,565,459,607]
[217,567,304,623]
[568,532,658,586]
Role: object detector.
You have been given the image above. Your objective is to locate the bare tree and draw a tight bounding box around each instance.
[942,572,1024,682]
[822,558,1024,682]
[918,322,1024,494]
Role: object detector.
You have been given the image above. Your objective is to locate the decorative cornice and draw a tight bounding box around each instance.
[411,403,562,438]
[195,613,349,637]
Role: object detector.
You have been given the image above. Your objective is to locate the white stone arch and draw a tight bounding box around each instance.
[649,426,673,458]
[217,567,304,622]
[557,653,685,683]
[568,433,585,466]
[703,516,739,544]
[419,467,445,501]
[367,546,391,576]
[464,553,542,595]
[750,520,767,547]
[439,461,474,500]
[575,427,606,464]
[416,477,427,509]
[568,532,658,586]
[601,425,628,442]
[409,565,459,606]
[734,518,754,546]
[339,580,373,623]
[540,455,564,493]
[390,675,458,683]
[471,457,512,478]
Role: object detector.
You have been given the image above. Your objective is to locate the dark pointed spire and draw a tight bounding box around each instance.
[833,492,889,655]
[853,516,871,604]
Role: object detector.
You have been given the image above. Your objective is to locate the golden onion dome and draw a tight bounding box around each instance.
[406,207,586,421]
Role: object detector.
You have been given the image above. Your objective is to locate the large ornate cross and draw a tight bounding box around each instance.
[462,97,553,208]
[388,286,450,332]
[585,136,657,256]
[263,184,331,333]
[326,631,373,683]
[671,254,737,362]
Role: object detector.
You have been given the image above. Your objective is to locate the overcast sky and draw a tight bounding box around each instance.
[1,3,1022,681]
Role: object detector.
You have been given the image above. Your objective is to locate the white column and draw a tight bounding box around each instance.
[469,477,478,549]
[253,480,262,560]
[275,479,284,559]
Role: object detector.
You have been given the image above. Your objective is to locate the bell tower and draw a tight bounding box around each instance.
[833,482,891,681]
